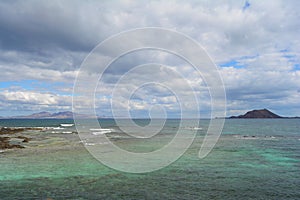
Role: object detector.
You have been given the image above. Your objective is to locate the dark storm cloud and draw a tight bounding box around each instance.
[0,0,108,52]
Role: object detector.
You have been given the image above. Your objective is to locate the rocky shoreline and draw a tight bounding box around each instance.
[0,127,41,150]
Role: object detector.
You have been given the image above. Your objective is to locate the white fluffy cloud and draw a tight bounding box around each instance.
[0,90,72,116]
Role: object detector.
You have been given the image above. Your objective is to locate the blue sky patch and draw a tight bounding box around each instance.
[294,64,300,70]
[0,80,36,90]
[0,80,72,96]
[219,60,245,69]
[243,1,251,11]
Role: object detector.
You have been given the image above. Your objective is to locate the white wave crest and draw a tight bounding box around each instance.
[90,128,113,135]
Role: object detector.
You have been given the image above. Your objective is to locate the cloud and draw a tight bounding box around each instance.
[0,0,299,117]
[0,89,72,116]
[221,66,300,116]
[0,0,100,52]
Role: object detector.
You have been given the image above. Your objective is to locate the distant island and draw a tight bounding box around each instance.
[7,111,75,119]
[0,111,99,119]
[0,111,78,119]
[229,108,299,119]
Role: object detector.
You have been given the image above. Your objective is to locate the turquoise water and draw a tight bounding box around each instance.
[0,119,299,199]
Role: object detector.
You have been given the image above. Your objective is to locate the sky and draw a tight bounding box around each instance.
[0,0,299,118]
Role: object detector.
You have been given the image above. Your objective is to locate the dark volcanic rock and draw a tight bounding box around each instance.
[0,127,26,134]
[230,109,283,119]
[16,136,31,143]
[0,127,43,134]
[0,137,25,149]
[0,127,34,149]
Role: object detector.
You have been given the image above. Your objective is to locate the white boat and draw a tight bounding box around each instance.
[60,124,74,127]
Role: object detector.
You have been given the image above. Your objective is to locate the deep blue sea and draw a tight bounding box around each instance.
[0,119,299,199]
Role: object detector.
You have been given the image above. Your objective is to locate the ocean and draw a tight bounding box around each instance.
[0,119,299,199]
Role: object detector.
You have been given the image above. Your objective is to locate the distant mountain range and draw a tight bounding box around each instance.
[229,109,299,119]
[0,109,299,119]
[1,111,94,119]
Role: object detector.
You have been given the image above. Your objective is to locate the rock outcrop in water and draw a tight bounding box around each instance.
[229,109,283,119]
[0,137,25,149]
[0,127,43,134]
[0,127,35,149]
